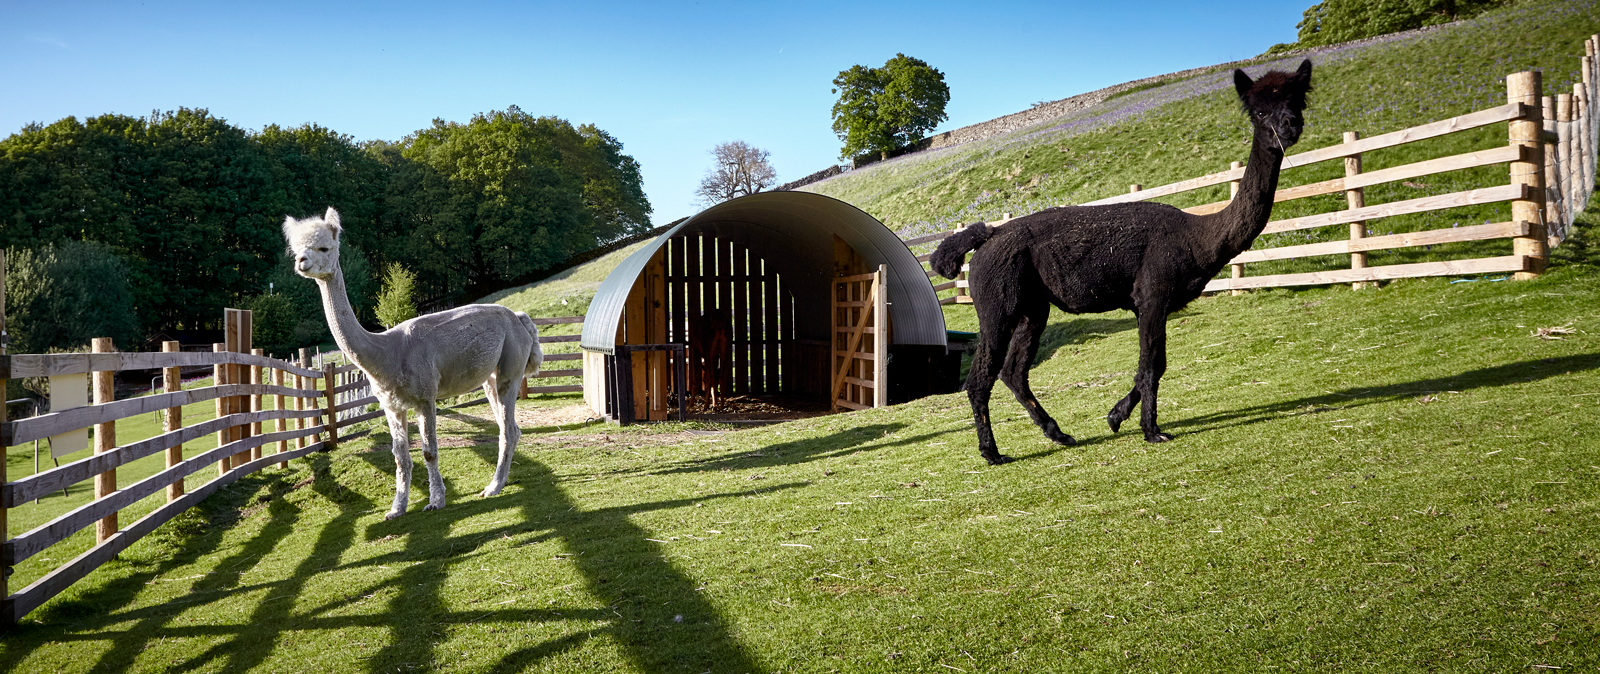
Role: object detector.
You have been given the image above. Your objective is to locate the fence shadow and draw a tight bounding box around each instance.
[1161,352,1600,437]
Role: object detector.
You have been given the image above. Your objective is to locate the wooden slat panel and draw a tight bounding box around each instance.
[6,383,324,446]
[1261,184,1527,235]
[1229,221,1529,264]
[843,375,877,389]
[2,351,322,380]
[764,259,780,395]
[533,369,583,379]
[539,334,580,344]
[542,353,582,361]
[732,240,750,394]
[1206,255,1528,292]
[835,271,878,283]
[4,407,326,506]
[1087,103,1529,206]
[0,432,349,622]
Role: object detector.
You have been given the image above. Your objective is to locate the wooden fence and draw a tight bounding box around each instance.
[0,338,383,628]
[923,38,1599,298]
[523,315,586,396]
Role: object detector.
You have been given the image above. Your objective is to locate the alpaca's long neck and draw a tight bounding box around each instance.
[1192,125,1288,268]
[316,261,383,373]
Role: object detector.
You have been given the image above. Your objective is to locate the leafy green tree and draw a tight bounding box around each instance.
[374,262,419,329]
[1292,0,1506,48]
[831,54,950,160]
[269,242,377,345]
[5,240,139,355]
[245,291,299,357]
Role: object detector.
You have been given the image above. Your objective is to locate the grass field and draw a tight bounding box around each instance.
[3,203,1597,672]
[4,2,1599,671]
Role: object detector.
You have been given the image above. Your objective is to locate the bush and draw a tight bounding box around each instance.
[374,262,419,329]
[246,292,300,358]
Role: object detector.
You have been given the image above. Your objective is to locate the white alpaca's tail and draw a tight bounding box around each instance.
[516,311,544,376]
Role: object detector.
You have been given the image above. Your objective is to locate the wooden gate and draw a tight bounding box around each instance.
[831,264,887,411]
[662,232,792,403]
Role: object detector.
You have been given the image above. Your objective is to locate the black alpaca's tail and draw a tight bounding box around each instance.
[930,223,994,278]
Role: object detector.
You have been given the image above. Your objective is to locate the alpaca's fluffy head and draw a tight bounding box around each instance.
[282,207,343,280]
[1233,59,1313,149]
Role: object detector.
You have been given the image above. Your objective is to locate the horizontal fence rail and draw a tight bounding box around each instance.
[913,40,1598,299]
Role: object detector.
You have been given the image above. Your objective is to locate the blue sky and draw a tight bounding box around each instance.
[1,1,1305,223]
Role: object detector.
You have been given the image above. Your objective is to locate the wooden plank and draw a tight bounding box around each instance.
[1,351,322,380]
[932,281,956,292]
[1088,103,1529,206]
[542,353,582,361]
[764,256,779,395]
[836,326,879,334]
[333,395,379,415]
[529,316,585,325]
[835,272,878,283]
[833,349,876,360]
[901,231,954,247]
[873,266,888,408]
[91,338,116,544]
[1228,221,1529,264]
[843,376,877,388]
[1206,255,1528,292]
[331,363,360,376]
[4,406,325,506]
[533,369,584,379]
[835,398,870,411]
[1,433,344,623]
[539,334,581,344]
[732,240,749,395]
[330,379,369,395]
[5,382,325,446]
[527,384,585,394]
[1260,184,1527,235]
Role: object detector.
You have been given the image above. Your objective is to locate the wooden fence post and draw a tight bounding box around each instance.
[274,364,288,469]
[1557,94,1574,236]
[162,341,184,501]
[1129,184,1141,193]
[1577,81,1593,208]
[92,337,117,544]
[251,348,264,462]
[213,342,229,475]
[1543,94,1565,245]
[301,348,318,447]
[1228,161,1245,295]
[1507,70,1547,279]
[322,364,339,450]
[1343,132,1371,288]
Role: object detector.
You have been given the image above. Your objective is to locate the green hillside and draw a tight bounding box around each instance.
[4,2,1599,671]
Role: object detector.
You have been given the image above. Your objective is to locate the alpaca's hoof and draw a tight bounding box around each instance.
[480,486,503,498]
[1107,413,1126,433]
[423,502,444,512]
[983,452,1015,466]
[1048,431,1077,446]
[1145,432,1174,443]
[384,509,405,520]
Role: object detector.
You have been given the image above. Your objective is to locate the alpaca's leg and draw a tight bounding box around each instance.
[481,376,521,497]
[966,317,1019,465]
[419,402,447,511]
[999,305,1075,446]
[1107,311,1143,434]
[1132,309,1173,443]
[384,408,412,520]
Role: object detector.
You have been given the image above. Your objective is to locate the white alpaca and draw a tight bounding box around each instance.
[283,207,543,519]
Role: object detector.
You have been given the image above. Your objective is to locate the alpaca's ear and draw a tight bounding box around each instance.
[1294,59,1313,88]
[324,207,342,240]
[1233,69,1254,100]
[282,215,297,238]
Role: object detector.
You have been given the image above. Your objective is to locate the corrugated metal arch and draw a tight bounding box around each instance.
[581,191,946,354]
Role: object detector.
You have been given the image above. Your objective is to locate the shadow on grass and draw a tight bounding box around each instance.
[1034,316,1137,365]
[1163,352,1600,437]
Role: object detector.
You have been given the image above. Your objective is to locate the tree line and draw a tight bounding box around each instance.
[0,105,651,357]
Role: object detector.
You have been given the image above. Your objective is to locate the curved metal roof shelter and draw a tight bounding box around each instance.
[581,191,946,354]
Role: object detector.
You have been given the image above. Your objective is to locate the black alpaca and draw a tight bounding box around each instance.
[932,61,1313,465]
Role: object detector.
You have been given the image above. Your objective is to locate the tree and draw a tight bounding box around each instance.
[245,292,299,357]
[374,262,419,329]
[831,54,950,160]
[1292,0,1505,48]
[694,141,778,205]
[5,240,139,355]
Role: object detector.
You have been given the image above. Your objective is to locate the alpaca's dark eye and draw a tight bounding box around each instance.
[317,247,329,252]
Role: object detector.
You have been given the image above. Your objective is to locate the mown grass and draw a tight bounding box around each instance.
[3,200,1597,672]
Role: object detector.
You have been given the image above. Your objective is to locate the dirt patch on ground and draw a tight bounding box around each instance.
[527,431,707,449]
[687,394,834,422]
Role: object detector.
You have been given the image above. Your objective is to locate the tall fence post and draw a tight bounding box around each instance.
[1507,70,1547,279]
[1577,81,1593,209]
[1343,132,1370,288]
[213,342,229,475]
[162,341,184,501]
[92,337,117,544]
[250,348,264,462]
[274,363,288,469]
[322,364,339,450]
[1228,161,1245,295]
[873,264,888,409]
[1557,94,1574,238]
[1543,94,1564,245]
